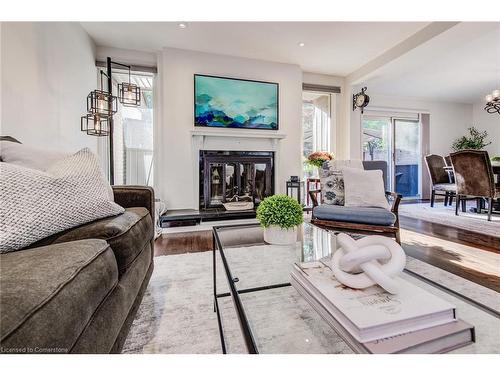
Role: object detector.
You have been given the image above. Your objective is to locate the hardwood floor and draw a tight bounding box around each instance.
[154,216,500,292]
[154,230,213,256]
[400,215,500,254]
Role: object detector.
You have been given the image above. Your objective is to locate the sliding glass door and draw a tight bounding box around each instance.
[394,119,421,198]
[362,115,422,198]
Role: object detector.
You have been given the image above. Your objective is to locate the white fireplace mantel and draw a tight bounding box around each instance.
[191,128,286,143]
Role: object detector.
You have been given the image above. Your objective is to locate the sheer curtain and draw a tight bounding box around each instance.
[312,95,331,152]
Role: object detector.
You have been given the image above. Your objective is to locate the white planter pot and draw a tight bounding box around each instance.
[263,225,298,245]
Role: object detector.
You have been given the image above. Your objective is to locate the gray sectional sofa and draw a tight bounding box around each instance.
[0,185,155,353]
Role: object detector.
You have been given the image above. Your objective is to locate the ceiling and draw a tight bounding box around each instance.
[80,22,428,76]
[363,22,500,104]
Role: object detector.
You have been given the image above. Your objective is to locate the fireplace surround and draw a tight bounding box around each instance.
[199,150,274,211]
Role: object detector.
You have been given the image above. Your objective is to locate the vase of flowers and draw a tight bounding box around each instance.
[256,195,304,245]
[305,151,334,176]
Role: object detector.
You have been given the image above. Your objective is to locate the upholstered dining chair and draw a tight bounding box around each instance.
[450,150,499,221]
[424,154,456,207]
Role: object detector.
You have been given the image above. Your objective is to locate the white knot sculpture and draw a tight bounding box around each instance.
[332,233,406,294]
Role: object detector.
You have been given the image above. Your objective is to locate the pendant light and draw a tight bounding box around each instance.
[87,71,118,117]
[80,113,110,136]
[117,66,141,107]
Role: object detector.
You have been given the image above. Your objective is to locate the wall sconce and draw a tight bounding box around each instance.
[484,89,500,115]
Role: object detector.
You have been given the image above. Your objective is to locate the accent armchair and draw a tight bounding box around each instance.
[309,161,402,244]
[309,190,402,244]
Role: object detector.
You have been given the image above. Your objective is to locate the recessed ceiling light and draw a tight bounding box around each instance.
[178,22,188,29]
[298,42,305,47]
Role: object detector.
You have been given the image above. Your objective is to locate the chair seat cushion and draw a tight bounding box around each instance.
[313,204,396,226]
[0,239,117,352]
[30,208,153,275]
[434,183,456,192]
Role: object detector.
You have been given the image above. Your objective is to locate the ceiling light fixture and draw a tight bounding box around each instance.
[298,42,305,47]
[484,89,500,115]
[178,22,188,29]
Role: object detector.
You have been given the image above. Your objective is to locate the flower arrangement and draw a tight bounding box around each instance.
[305,151,334,168]
[256,194,303,230]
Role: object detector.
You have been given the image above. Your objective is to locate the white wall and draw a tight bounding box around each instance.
[1,22,97,152]
[472,101,500,156]
[156,48,302,209]
[349,92,473,158]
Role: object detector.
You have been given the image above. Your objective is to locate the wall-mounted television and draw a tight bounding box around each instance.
[194,74,279,130]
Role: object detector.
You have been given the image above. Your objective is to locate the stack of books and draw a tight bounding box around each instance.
[291,261,475,354]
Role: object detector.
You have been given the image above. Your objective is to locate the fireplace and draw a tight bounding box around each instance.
[199,150,274,211]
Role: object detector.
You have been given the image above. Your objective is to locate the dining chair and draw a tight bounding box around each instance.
[444,155,456,184]
[424,154,456,207]
[450,150,499,221]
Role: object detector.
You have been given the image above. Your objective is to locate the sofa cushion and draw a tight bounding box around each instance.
[41,207,153,275]
[0,239,117,353]
[313,204,396,226]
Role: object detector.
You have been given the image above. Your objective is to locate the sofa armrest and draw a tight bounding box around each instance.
[112,185,155,219]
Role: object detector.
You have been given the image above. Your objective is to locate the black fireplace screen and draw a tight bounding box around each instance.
[199,151,274,210]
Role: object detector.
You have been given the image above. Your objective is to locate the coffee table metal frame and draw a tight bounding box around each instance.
[212,223,291,354]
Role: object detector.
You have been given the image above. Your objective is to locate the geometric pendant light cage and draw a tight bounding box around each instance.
[80,60,141,136]
[87,89,118,117]
[80,113,110,136]
[118,82,141,107]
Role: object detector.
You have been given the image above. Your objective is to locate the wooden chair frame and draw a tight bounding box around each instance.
[309,190,402,244]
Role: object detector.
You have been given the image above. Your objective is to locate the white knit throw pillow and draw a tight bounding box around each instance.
[0,148,124,253]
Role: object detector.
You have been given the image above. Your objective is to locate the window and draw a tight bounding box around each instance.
[98,69,154,186]
[302,91,333,179]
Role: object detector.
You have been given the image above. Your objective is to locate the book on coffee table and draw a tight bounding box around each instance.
[291,262,474,353]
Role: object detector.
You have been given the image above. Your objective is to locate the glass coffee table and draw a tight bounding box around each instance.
[212,222,499,354]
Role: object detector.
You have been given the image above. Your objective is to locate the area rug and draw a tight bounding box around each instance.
[399,202,500,238]
[123,242,499,354]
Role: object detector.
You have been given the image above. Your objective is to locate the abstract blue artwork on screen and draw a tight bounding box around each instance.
[195,75,278,130]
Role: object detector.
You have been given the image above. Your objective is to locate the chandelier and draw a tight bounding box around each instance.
[484,89,500,114]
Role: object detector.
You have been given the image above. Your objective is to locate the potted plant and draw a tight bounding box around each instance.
[256,194,304,245]
[451,126,491,151]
